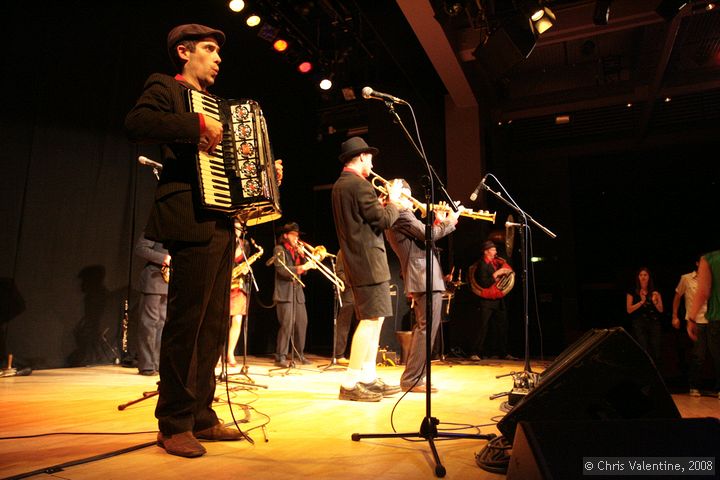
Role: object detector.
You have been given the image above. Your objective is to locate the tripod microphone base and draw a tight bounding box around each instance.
[352,416,496,478]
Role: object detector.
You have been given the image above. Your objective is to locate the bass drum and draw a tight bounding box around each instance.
[468,261,515,299]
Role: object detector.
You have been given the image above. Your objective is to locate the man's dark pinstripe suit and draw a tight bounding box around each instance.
[126,73,232,435]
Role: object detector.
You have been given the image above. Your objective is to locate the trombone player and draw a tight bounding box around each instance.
[272,222,315,368]
[385,180,459,393]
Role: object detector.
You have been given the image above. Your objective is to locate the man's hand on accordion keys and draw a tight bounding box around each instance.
[199,116,223,153]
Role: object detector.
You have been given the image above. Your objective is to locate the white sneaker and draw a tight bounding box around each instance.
[689,388,701,397]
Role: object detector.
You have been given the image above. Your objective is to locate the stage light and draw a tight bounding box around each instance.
[530,8,545,22]
[228,0,245,13]
[257,23,280,43]
[655,0,688,21]
[593,0,612,25]
[341,87,356,101]
[319,78,333,90]
[273,39,288,52]
[246,15,261,27]
[297,61,313,73]
[530,7,556,35]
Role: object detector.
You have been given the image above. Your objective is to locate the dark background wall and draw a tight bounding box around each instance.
[2,2,718,382]
[1,1,445,368]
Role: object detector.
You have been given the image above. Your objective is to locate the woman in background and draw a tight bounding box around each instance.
[626,267,664,364]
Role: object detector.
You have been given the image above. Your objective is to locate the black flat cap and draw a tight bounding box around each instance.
[167,24,226,53]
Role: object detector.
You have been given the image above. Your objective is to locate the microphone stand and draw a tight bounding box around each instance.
[319,257,346,371]
[269,252,304,377]
[479,178,555,407]
[219,227,265,389]
[352,100,494,478]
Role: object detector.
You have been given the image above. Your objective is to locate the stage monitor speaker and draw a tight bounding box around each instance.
[507,418,720,480]
[497,327,680,442]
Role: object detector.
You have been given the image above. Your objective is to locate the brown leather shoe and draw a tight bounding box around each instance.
[157,431,206,458]
[194,422,245,441]
[359,378,402,396]
[339,383,383,402]
[402,384,438,393]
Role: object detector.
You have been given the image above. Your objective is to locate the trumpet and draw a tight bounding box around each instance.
[298,241,345,292]
[369,170,427,213]
[369,170,496,223]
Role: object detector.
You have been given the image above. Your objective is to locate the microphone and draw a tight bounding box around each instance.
[469,174,488,202]
[361,86,404,104]
[505,221,522,228]
[138,156,163,170]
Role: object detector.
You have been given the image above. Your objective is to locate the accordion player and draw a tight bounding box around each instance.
[186,89,281,226]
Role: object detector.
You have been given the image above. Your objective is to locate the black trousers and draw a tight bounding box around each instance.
[334,300,356,358]
[156,225,232,435]
[275,298,308,359]
[473,299,507,357]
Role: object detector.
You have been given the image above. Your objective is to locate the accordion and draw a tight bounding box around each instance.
[186,89,282,226]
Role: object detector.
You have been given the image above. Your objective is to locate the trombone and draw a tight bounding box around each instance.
[297,241,345,292]
[368,170,496,223]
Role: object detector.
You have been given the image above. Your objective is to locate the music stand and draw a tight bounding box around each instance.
[351,98,494,477]
[319,257,348,371]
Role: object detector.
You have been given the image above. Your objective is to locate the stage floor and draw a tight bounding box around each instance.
[1,356,717,480]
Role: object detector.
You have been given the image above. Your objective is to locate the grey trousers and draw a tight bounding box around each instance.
[400,291,442,388]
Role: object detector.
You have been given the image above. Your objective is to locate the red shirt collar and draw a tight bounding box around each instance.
[343,166,366,178]
[174,74,207,92]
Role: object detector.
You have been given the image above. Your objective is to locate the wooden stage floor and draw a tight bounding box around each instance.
[1,356,717,480]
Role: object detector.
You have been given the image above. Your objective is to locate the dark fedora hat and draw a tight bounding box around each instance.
[338,136,379,163]
[481,240,496,251]
[277,222,302,235]
[167,24,226,53]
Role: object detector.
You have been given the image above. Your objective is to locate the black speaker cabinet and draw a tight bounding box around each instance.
[497,328,680,442]
[507,418,720,480]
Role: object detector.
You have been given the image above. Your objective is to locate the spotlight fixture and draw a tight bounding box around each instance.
[246,15,261,27]
[529,6,556,35]
[319,77,333,90]
[297,61,313,73]
[341,87,356,101]
[228,0,245,13]
[273,39,289,52]
[593,0,612,25]
[655,0,688,21]
[257,23,280,43]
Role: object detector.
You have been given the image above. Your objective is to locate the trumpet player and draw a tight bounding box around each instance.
[332,137,404,402]
[385,181,459,393]
[272,222,314,368]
